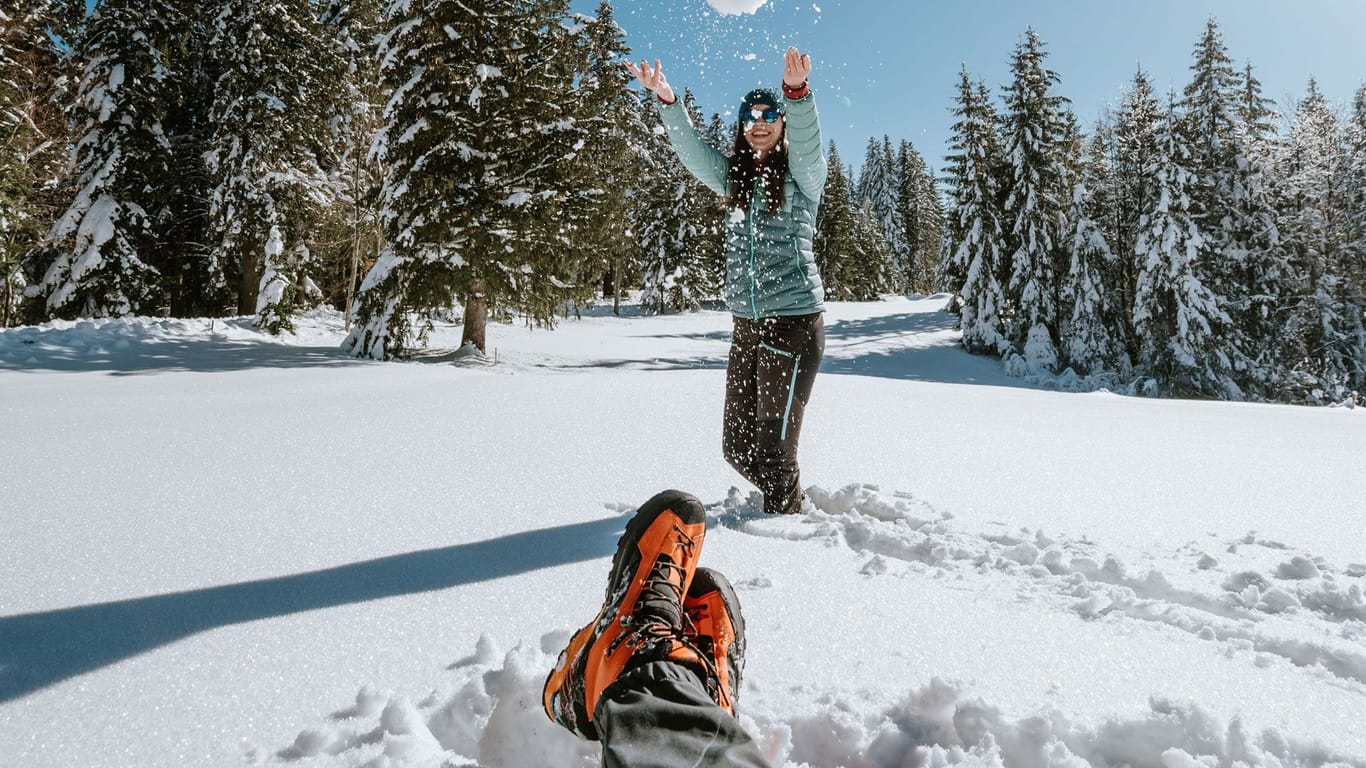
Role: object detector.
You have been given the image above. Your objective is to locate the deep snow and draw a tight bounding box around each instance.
[1,296,1363,768]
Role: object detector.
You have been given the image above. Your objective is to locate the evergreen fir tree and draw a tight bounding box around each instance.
[814,141,859,300]
[845,200,895,300]
[1,0,66,326]
[896,140,941,294]
[1178,18,1253,384]
[637,93,721,313]
[1110,70,1163,358]
[345,0,592,358]
[579,0,651,314]
[1133,99,1235,398]
[28,0,186,319]
[1274,80,1354,401]
[204,0,344,332]
[1000,29,1072,362]
[157,9,217,317]
[1080,120,1118,256]
[315,0,386,326]
[855,135,903,288]
[693,97,730,290]
[944,68,1008,354]
[1342,85,1366,391]
[703,111,730,153]
[1061,181,1122,375]
[1224,60,1282,396]
[1234,61,1277,139]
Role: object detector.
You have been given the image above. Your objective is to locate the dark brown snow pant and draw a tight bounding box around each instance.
[722,313,824,515]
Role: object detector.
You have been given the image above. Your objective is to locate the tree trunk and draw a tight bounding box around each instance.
[462,279,488,353]
[238,246,259,316]
[613,264,622,316]
[344,159,361,331]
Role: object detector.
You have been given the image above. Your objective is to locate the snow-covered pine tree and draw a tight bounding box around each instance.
[314,0,386,327]
[1235,61,1277,140]
[814,141,860,300]
[1224,60,1282,396]
[1133,97,1236,398]
[579,0,651,315]
[845,200,895,300]
[204,0,344,332]
[1110,70,1163,359]
[1000,28,1072,365]
[1342,85,1366,392]
[896,140,942,295]
[345,0,591,357]
[695,97,730,284]
[1081,119,1117,254]
[1,0,66,326]
[703,110,730,154]
[1061,180,1122,376]
[156,9,217,317]
[855,136,904,289]
[27,0,185,319]
[1179,19,1240,228]
[944,67,1008,354]
[637,91,721,313]
[1178,18,1255,386]
[1274,80,1354,402]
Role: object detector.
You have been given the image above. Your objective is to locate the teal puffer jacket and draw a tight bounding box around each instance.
[659,92,827,319]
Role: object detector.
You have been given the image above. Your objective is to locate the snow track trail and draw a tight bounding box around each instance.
[267,487,1366,768]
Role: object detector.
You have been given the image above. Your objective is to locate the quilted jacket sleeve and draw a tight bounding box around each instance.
[658,98,729,197]
[782,91,827,201]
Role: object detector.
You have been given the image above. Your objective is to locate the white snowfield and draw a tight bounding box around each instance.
[1,296,1363,768]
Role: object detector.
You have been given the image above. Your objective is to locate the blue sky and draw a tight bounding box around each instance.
[573,0,1366,174]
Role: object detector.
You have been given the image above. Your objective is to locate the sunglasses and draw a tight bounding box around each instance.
[741,107,783,124]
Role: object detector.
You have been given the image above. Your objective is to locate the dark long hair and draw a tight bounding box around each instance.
[727,123,787,217]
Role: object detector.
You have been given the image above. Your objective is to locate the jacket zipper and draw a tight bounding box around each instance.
[748,181,759,320]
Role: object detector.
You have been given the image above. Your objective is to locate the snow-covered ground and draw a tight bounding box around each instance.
[1,296,1363,768]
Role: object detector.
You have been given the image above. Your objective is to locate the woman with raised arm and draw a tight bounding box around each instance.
[626,49,828,516]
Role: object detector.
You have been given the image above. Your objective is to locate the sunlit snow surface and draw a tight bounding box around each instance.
[1,297,1364,768]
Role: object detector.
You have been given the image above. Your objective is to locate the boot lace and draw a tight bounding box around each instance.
[607,524,701,657]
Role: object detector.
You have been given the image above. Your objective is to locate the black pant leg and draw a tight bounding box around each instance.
[723,316,762,487]
[751,314,824,514]
[596,662,771,768]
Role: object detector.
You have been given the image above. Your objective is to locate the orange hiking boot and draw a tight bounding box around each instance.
[683,566,747,716]
[542,489,710,740]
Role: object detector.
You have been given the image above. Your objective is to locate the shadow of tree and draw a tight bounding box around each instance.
[532,309,1020,388]
[0,337,366,375]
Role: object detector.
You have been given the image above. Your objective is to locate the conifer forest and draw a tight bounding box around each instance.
[1,2,1363,403]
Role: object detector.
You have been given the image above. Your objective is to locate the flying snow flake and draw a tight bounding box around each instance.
[741,53,757,61]
[706,0,769,15]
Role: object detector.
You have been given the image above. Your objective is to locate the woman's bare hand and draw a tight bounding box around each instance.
[624,59,676,105]
[783,46,812,88]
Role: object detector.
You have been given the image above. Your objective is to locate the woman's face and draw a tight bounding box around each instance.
[742,104,784,155]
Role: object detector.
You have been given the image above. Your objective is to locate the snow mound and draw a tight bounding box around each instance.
[0,309,351,372]
[715,483,1366,689]
[277,641,1357,768]
[268,484,1366,767]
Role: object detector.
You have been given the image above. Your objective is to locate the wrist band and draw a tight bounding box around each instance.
[782,81,809,99]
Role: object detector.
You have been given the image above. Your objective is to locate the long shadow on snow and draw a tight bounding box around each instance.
[0,337,366,375]
[0,516,626,703]
[549,310,1020,388]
